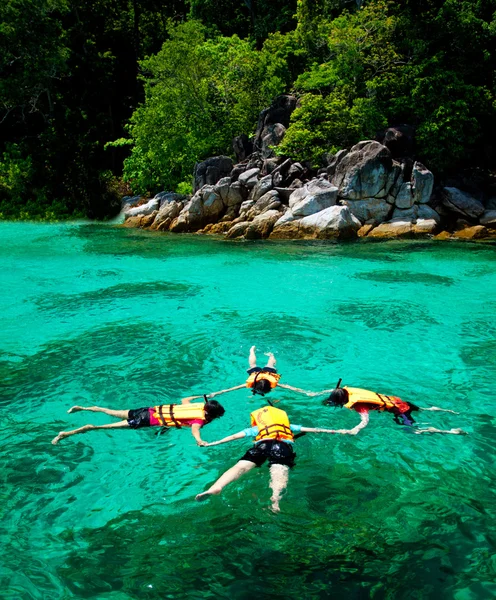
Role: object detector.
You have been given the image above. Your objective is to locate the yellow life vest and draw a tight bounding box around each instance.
[246,371,281,389]
[250,406,294,442]
[152,403,206,428]
[343,387,399,412]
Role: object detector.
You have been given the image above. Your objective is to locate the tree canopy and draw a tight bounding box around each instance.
[1,0,495,218]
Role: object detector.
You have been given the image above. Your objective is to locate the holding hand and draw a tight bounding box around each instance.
[196,440,210,446]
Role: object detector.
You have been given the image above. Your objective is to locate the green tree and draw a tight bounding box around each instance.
[120,20,286,194]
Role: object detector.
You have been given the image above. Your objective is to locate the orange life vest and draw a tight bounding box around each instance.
[250,406,294,442]
[343,387,408,413]
[152,403,206,428]
[246,370,281,389]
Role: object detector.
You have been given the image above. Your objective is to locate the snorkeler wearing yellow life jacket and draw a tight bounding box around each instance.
[197,346,314,400]
[51,395,226,446]
[196,403,339,512]
[321,379,465,436]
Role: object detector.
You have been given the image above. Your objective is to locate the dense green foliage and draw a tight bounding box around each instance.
[1,0,495,217]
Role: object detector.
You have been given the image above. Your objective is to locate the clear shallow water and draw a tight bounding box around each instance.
[1,222,495,600]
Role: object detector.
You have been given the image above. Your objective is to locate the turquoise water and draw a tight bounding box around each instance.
[1,222,495,600]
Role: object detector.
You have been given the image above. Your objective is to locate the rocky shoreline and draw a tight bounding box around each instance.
[121,96,496,242]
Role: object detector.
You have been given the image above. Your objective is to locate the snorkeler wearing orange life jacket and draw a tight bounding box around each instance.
[321,379,466,436]
[51,395,225,446]
[196,404,338,512]
[198,346,314,400]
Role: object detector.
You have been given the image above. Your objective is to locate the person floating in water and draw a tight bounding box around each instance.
[199,346,314,399]
[51,396,225,445]
[196,404,337,512]
[321,380,465,435]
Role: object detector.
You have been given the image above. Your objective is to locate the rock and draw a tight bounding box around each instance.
[434,231,453,240]
[413,219,438,235]
[418,204,441,224]
[298,205,361,239]
[326,149,349,178]
[238,168,261,188]
[245,210,282,239]
[246,153,264,170]
[140,211,158,228]
[154,191,187,208]
[121,195,142,211]
[224,181,245,207]
[480,210,496,228]
[261,123,286,158]
[232,134,253,162]
[486,197,496,210]
[442,187,485,219]
[230,164,247,183]
[342,198,392,225]
[453,225,488,239]
[377,161,402,199]
[380,125,415,158]
[220,205,240,222]
[358,224,374,237]
[274,187,293,204]
[201,222,233,235]
[392,205,418,221]
[262,157,282,175]
[289,179,337,209]
[150,200,183,230]
[291,185,338,217]
[123,215,144,228]
[272,158,293,187]
[367,221,414,238]
[250,190,280,214]
[251,174,273,202]
[395,182,414,209]
[124,197,160,218]
[269,221,302,239]
[215,177,231,203]
[193,156,233,192]
[253,95,298,151]
[332,141,392,200]
[274,210,297,228]
[202,186,224,218]
[225,221,251,239]
[412,161,434,204]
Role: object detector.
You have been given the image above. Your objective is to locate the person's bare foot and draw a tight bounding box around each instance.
[270,499,281,513]
[67,406,85,414]
[195,487,221,502]
[51,432,68,445]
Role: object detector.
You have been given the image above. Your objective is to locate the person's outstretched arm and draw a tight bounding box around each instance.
[203,431,246,447]
[190,423,208,446]
[182,386,245,402]
[277,383,317,396]
[332,410,370,435]
[299,426,339,434]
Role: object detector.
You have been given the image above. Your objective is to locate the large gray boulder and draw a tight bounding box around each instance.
[342,198,392,225]
[442,187,485,219]
[238,168,261,188]
[224,181,245,207]
[150,201,184,231]
[245,210,283,239]
[193,156,233,192]
[480,210,496,228]
[250,174,273,202]
[332,141,392,200]
[261,124,286,158]
[395,182,414,209]
[412,161,434,204]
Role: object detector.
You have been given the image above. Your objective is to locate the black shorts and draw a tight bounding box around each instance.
[240,440,296,468]
[127,407,151,429]
[247,367,278,375]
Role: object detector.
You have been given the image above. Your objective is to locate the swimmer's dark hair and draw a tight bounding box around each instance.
[252,378,272,396]
[204,400,225,423]
[323,388,349,407]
